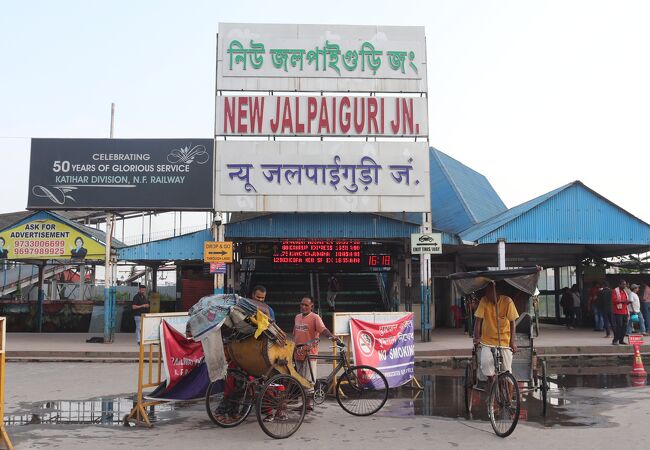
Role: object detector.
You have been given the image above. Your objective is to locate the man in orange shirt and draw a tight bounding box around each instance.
[293,295,338,408]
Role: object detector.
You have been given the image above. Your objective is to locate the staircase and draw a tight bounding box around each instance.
[1,264,74,297]
[247,271,387,332]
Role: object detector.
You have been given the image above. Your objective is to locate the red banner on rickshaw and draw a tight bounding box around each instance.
[349,313,415,388]
[160,320,204,391]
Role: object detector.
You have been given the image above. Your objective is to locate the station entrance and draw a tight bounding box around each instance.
[235,239,407,330]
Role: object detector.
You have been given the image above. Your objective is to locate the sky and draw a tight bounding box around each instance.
[1,0,650,232]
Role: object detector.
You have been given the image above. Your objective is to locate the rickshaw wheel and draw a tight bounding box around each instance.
[540,359,548,416]
[205,368,254,428]
[488,371,520,438]
[256,374,306,439]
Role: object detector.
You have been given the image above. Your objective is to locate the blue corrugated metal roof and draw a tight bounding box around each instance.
[459,181,650,245]
[429,148,507,234]
[225,213,420,240]
[118,228,212,261]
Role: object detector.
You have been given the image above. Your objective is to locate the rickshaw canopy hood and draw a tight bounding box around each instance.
[448,267,542,296]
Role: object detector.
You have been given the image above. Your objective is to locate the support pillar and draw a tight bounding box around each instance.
[212,213,224,295]
[497,239,506,270]
[104,213,116,343]
[36,263,45,333]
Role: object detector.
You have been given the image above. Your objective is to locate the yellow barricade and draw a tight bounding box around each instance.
[126,312,189,427]
[0,317,14,449]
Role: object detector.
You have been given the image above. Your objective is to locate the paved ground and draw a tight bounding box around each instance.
[2,361,649,449]
[6,324,649,361]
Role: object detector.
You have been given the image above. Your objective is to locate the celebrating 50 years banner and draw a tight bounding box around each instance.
[27,139,214,210]
[349,313,415,388]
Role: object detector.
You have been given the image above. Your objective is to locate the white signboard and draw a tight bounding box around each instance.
[217,23,427,92]
[141,313,189,344]
[216,95,428,137]
[333,311,412,336]
[411,233,442,254]
[215,141,430,212]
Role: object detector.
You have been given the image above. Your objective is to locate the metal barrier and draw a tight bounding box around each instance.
[125,312,189,427]
[0,317,14,449]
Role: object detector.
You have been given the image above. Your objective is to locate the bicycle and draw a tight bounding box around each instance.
[295,338,389,416]
[465,344,521,437]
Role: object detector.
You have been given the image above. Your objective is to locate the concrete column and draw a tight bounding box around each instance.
[36,263,45,332]
[497,239,506,270]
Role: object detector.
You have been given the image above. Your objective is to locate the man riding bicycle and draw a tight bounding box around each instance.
[472,282,519,383]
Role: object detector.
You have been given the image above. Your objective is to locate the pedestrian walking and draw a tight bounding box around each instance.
[641,283,650,333]
[132,284,150,345]
[597,281,614,338]
[588,281,604,331]
[571,284,582,327]
[611,280,631,345]
[560,287,575,329]
[326,274,340,311]
[625,284,647,335]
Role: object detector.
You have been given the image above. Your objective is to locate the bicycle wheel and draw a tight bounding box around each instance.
[256,374,306,439]
[335,365,389,416]
[488,371,520,437]
[205,368,253,428]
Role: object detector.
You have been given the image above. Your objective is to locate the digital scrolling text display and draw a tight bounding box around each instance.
[273,240,363,265]
[271,240,392,268]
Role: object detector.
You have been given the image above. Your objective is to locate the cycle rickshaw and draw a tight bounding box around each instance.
[197,295,388,439]
[449,267,549,437]
[186,295,310,439]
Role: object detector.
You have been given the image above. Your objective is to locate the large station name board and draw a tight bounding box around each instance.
[216,95,428,137]
[217,23,427,92]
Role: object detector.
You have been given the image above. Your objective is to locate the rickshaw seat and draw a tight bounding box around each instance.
[514,313,533,348]
[512,313,534,381]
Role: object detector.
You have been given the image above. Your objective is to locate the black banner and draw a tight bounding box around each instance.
[28,139,214,210]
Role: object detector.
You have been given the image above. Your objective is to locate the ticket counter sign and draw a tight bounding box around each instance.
[204,241,233,263]
[0,218,105,260]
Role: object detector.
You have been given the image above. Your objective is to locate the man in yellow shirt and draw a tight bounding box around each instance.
[472,284,519,380]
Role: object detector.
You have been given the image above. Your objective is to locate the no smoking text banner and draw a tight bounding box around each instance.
[349,313,415,388]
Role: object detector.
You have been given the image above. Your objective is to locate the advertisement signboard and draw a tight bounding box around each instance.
[27,139,214,210]
[216,95,428,137]
[0,217,105,260]
[215,141,430,212]
[349,313,415,388]
[217,23,427,92]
